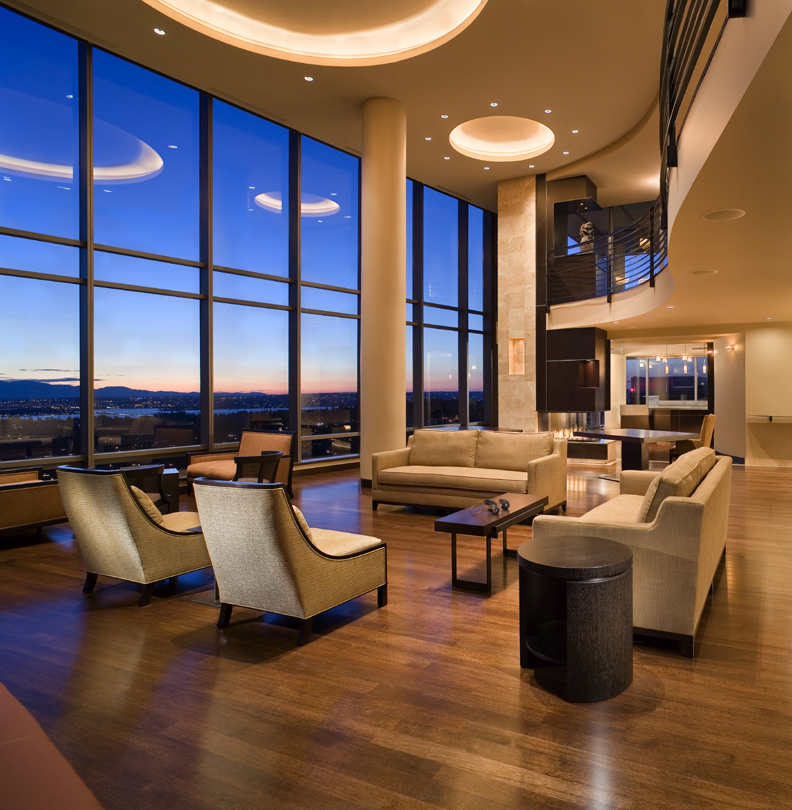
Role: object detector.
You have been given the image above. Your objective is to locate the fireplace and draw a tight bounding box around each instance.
[548,412,616,463]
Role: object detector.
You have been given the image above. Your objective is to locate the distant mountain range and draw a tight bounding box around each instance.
[0,380,265,400]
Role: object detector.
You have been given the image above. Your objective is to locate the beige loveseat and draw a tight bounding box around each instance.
[372,429,567,512]
[532,447,732,657]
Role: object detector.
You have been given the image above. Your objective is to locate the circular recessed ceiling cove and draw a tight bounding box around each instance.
[701,208,746,221]
[139,0,489,65]
[448,116,555,162]
[255,191,340,217]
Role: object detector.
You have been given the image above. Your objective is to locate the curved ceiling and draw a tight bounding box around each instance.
[139,0,488,65]
[449,116,554,162]
[3,0,665,210]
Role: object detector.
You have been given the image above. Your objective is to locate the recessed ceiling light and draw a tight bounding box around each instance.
[528,164,535,168]
[304,76,314,82]
[689,269,719,276]
[425,137,432,141]
[563,151,569,155]
[441,114,448,119]
[766,317,773,320]
[484,166,490,170]
[666,306,673,309]
[154,28,166,35]
[572,129,579,134]
[490,102,498,107]
[613,321,619,324]
[249,186,255,189]
[544,109,552,114]
[330,192,337,196]
[645,314,651,318]
[444,156,450,160]
[167,144,178,149]
[318,219,323,222]
[701,208,745,221]
[66,94,73,99]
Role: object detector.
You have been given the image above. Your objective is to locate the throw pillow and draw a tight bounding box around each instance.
[409,429,479,468]
[638,476,661,523]
[292,505,313,541]
[475,431,554,471]
[130,485,164,525]
[642,447,717,523]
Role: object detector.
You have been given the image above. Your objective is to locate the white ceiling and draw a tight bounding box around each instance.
[6,0,665,210]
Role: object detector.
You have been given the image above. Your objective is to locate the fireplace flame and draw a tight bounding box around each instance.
[553,428,577,440]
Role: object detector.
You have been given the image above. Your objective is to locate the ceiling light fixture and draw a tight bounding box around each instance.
[140,0,489,65]
[563,151,569,155]
[484,166,490,170]
[304,76,314,81]
[154,28,166,35]
[425,137,432,141]
[701,208,746,222]
[666,306,673,309]
[544,109,552,114]
[441,114,448,119]
[571,129,578,134]
[766,317,773,320]
[490,102,498,107]
[449,116,555,162]
[444,156,450,160]
[528,164,535,168]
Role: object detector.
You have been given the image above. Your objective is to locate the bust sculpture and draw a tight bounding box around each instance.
[579,221,594,253]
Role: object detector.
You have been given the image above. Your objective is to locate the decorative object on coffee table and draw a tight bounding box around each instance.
[435,493,548,591]
[518,535,633,702]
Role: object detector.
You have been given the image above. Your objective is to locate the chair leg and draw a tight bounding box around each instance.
[681,635,695,658]
[82,572,98,593]
[138,583,155,607]
[217,603,233,629]
[372,501,379,511]
[377,584,388,607]
[296,617,313,646]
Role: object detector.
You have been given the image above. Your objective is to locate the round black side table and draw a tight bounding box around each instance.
[518,536,633,703]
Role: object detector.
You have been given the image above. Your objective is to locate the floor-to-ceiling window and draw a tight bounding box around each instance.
[0,5,494,468]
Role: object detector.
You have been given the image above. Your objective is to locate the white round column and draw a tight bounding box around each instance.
[360,97,407,482]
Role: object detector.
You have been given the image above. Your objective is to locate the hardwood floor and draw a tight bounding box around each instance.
[2,460,792,809]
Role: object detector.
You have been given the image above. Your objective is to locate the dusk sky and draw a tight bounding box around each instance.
[0,5,485,400]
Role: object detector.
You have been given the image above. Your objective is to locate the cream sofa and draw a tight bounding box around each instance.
[372,429,567,512]
[532,447,732,657]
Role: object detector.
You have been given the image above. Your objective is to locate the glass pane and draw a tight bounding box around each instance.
[468,313,484,332]
[213,303,289,441]
[469,332,484,423]
[94,288,200,451]
[301,314,358,440]
[424,187,458,307]
[93,51,199,260]
[301,137,359,289]
[406,325,413,428]
[301,435,358,461]
[468,205,484,311]
[626,358,645,404]
[213,271,289,306]
[213,101,289,277]
[301,286,358,315]
[0,8,78,238]
[648,357,696,403]
[0,235,78,278]
[424,327,458,426]
[424,305,458,328]
[697,355,709,401]
[95,251,198,293]
[406,303,413,322]
[406,178,413,298]
[0,275,79,458]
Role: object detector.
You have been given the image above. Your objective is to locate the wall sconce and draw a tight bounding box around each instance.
[724,345,735,351]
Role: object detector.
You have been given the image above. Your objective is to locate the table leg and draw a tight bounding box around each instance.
[502,528,518,557]
[451,532,492,592]
[621,441,649,471]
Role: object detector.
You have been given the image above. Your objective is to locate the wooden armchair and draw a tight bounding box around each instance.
[187,430,296,496]
[670,413,716,462]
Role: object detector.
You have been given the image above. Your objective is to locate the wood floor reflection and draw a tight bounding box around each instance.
[2,459,792,809]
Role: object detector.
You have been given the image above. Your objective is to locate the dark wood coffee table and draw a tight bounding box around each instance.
[435,493,548,591]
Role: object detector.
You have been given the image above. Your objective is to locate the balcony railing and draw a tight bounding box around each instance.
[546,199,667,307]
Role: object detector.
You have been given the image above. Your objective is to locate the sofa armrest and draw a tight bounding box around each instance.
[526,452,567,510]
[187,451,236,465]
[372,447,411,487]
[619,470,659,496]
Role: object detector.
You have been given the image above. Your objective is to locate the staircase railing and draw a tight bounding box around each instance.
[546,199,667,307]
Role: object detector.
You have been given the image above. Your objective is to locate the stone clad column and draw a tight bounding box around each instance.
[497,176,539,432]
[359,97,407,482]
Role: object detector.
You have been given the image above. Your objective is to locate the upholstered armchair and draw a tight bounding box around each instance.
[187,430,295,496]
[193,480,387,645]
[670,413,716,462]
[57,467,211,606]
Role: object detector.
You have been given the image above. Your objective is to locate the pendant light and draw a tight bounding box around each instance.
[665,345,669,375]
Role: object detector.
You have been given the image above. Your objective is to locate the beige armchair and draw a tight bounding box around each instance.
[187,430,295,496]
[57,467,211,606]
[193,480,387,645]
[670,413,716,462]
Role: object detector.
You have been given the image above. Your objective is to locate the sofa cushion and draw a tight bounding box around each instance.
[475,431,553,471]
[310,528,382,556]
[583,494,645,524]
[637,476,661,523]
[641,447,717,523]
[409,430,478,468]
[378,465,528,494]
[187,460,235,481]
[130,485,164,525]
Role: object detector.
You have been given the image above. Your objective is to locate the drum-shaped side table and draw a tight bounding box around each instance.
[518,536,633,703]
